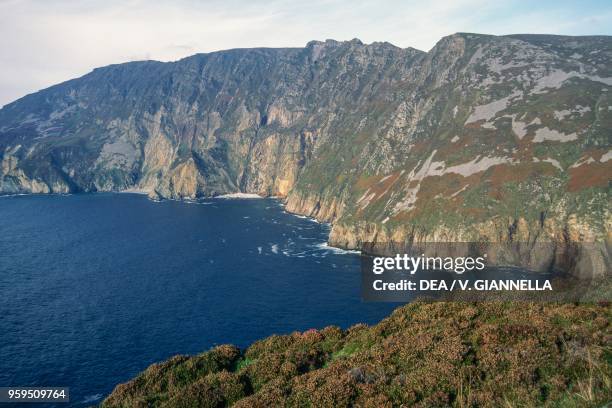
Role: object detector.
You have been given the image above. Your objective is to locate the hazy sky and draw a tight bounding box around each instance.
[1,0,611,107]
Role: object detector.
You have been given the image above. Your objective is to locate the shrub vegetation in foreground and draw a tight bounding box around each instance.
[102,301,611,407]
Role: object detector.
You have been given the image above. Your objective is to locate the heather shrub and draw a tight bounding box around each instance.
[102,345,241,407]
[104,302,611,407]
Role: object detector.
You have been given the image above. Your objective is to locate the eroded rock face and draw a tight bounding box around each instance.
[0,33,610,275]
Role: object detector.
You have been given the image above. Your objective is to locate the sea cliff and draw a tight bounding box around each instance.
[1,33,610,276]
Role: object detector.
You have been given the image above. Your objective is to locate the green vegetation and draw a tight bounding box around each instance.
[103,302,611,407]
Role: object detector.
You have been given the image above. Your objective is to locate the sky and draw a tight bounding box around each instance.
[0,0,611,107]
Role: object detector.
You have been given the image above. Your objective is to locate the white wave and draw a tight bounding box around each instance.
[271,244,279,254]
[283,210,327,225]
[182,200,212,205]
[0,193,29,198]
[82,394,103,403]
[314,242,360,255]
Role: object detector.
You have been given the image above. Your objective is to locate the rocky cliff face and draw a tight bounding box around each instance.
[0,33,610,275]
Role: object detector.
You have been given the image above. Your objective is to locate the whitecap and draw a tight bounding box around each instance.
[82,394,103,403]
[314,242,360,255]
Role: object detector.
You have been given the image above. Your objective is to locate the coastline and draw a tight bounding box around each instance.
[118,188,149,195]
[214,192,264,199]
[4,190,608,276]
[1,189,357,254]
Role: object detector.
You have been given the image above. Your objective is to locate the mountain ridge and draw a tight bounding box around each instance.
[1,32,610,276]
[3,32,612,106]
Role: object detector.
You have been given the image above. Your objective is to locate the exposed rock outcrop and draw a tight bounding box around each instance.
[0,33,610,276]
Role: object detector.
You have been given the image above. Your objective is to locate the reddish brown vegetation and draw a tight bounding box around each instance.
[567,161,612,192]
[103,302,611,408]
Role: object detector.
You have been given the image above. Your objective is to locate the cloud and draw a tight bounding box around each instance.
[0,0,610,106]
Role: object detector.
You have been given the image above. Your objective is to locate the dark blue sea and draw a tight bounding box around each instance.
[0,193,398,406]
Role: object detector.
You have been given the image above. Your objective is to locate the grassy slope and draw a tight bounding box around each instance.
[102,302,611,407]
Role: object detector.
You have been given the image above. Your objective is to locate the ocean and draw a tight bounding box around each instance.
[0,193,398,406]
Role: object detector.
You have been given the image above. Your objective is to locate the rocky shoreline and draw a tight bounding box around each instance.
[2,188,609,279]
[1,33,610,279]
